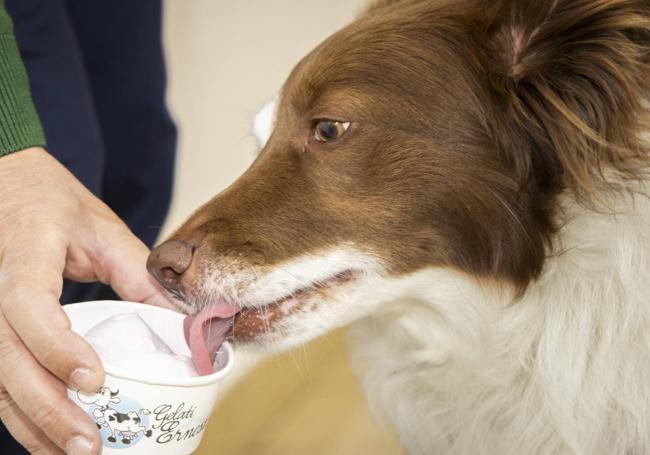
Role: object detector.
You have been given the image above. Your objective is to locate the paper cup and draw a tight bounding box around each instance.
[64,301,234,455]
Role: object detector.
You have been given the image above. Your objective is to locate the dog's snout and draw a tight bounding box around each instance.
[147,239,195,294]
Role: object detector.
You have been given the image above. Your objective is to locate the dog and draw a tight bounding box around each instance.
[147,0,650,453]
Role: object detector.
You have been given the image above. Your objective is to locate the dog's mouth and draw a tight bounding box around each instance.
[182,270,357,375]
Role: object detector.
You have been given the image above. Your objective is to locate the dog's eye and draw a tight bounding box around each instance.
[313,120,350,143]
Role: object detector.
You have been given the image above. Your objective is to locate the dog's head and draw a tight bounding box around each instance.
[148,0,649,361]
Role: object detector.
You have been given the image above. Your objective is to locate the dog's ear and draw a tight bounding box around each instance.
[484,0,650,201]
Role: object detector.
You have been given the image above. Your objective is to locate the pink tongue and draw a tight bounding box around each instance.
[183,300,240,375]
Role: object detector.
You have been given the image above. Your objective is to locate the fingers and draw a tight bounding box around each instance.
[0,237,104,393]
[0,388,64,454]
[0,315,100,454]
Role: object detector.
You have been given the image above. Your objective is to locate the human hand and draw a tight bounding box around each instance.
[0,147,170,454]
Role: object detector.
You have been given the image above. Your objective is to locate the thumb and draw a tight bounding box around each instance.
[93,221,175,309]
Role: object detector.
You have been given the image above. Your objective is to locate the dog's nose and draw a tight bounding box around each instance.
[147,240,195,294]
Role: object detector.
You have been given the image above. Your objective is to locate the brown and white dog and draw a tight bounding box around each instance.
[147,1,650,453]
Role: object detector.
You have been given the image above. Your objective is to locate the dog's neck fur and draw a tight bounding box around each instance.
[348,183,650,455]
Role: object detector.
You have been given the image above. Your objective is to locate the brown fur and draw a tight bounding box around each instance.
[165,0,650,301]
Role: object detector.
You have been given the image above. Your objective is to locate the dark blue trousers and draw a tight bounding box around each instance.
[1,0,176,452]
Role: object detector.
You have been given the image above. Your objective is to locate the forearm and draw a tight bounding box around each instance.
[0,0,45,157]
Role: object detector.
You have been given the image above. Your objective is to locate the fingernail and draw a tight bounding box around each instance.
[66,436,94,455]
[69,368,98,392]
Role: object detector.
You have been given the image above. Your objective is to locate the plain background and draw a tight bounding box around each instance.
[161,1,404,453]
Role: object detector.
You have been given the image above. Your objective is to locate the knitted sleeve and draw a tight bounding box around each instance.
[0,0,45,157]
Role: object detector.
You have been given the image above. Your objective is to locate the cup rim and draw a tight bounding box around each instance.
[64,301,235,387]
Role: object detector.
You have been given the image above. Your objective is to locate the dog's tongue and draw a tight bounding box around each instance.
[183,300,239,375]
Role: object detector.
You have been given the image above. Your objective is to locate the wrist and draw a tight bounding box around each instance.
[0,145,47,166]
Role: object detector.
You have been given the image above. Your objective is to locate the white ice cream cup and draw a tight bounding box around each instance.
[64,301,234,455]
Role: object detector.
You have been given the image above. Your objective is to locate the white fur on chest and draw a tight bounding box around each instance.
[348,189,650,455]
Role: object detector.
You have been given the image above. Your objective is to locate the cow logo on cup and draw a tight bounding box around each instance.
[77,388,153,449]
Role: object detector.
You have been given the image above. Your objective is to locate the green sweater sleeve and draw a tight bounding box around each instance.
[0,0,45,157]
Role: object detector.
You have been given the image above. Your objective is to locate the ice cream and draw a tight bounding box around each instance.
[84,313,198,379]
